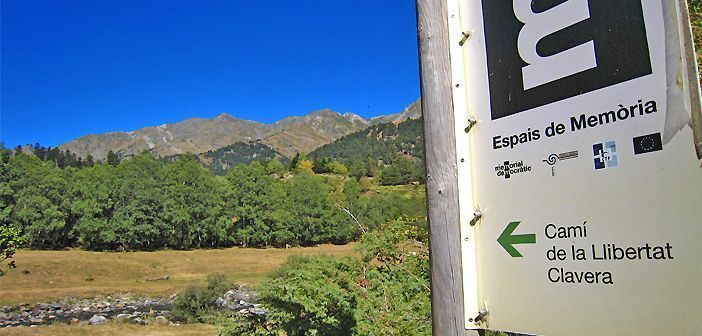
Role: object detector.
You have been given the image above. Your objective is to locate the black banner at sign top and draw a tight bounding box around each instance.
[482,0,653,120]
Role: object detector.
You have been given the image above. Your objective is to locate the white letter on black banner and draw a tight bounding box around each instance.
[514,0,597,90]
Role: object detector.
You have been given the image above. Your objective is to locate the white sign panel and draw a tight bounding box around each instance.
[450,0,702,335]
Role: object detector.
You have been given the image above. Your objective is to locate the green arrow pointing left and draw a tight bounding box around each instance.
[497,221,536,257]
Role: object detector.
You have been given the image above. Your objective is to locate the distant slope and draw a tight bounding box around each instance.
[310,117,424,164]
[198,142,286,175]
[262,109,370,157]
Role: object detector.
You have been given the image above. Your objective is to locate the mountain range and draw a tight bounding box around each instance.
[59,100,421,161]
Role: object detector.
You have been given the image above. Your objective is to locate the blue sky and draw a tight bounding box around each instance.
[1,1,420,148]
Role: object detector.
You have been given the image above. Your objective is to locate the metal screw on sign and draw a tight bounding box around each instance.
[474,309,488,323]
[469,210,482,226]
[459,31,471,46]
[464,118,477,133]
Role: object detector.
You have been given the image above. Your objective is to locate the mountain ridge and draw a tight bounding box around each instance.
[60,100,421,160]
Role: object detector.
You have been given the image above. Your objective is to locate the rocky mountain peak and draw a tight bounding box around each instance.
[215,113,237,122]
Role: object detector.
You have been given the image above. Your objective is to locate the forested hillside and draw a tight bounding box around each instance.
[310,117,424,164]
[179,117,426,178]
[198,141,286,175]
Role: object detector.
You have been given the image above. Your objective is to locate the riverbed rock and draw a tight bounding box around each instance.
[152,316,169,325]
[0,285,255,328]
[115,313,132,320]
[88,314,108,325]
[218,285,258,311]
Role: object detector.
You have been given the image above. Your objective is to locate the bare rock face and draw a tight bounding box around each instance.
[58,100,421,161]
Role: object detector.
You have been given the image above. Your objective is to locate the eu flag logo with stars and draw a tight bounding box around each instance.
[633,133,663,155]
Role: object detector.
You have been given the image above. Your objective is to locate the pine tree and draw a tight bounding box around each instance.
[289,153,300,171]
[106,151,120,166]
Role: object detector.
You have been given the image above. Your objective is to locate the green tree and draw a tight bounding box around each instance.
[265,157,285,175]
[70,163,119,250]
[358,176,372,192]
[161,154,232,249]
[353,190,426,231]
[0,146,22,276]
[379,156,417,186]
[106,150,120,166]
[284,174,354,245]
[288,153,301,171]
[110,152,167,250]
[0,224,21,276]
[348,159,367,179]
[85,155,95,167]
[0,145,16,230]
[343,178,361,208]
[9,154,73,249]
[326,160,349,176]
[267,180,297,247]
[365,157,379,177]
[225,162,277,247]
[313,157,332,174]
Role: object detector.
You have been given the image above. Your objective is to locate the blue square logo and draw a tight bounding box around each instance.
[593,141,618,170]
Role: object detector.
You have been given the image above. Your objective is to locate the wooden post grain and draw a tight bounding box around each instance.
[416,1,476,335]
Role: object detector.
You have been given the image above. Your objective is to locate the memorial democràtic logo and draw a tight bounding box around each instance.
[481,0,652,120]
[495,160,532,179]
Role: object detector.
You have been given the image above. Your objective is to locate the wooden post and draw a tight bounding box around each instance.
[416,1,477,335]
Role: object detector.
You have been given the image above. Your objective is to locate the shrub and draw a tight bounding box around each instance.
[172,274,229,323]
[223,216,431,336]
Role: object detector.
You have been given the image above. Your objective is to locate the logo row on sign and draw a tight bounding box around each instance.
[494,132,662,179]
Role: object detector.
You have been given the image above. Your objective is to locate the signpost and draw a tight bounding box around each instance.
[417,0,702,335]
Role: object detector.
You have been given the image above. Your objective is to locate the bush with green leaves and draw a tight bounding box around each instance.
[222,216,431,336]
[172,274,230,323]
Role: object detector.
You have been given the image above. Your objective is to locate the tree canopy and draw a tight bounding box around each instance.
[1,148,424,251]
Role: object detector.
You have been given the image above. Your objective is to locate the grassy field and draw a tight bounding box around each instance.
[0,244,355,305]
[0,322,217,336]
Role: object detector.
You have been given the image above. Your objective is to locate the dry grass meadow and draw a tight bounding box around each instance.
[0,322,217,336]
[0,244,355,305]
